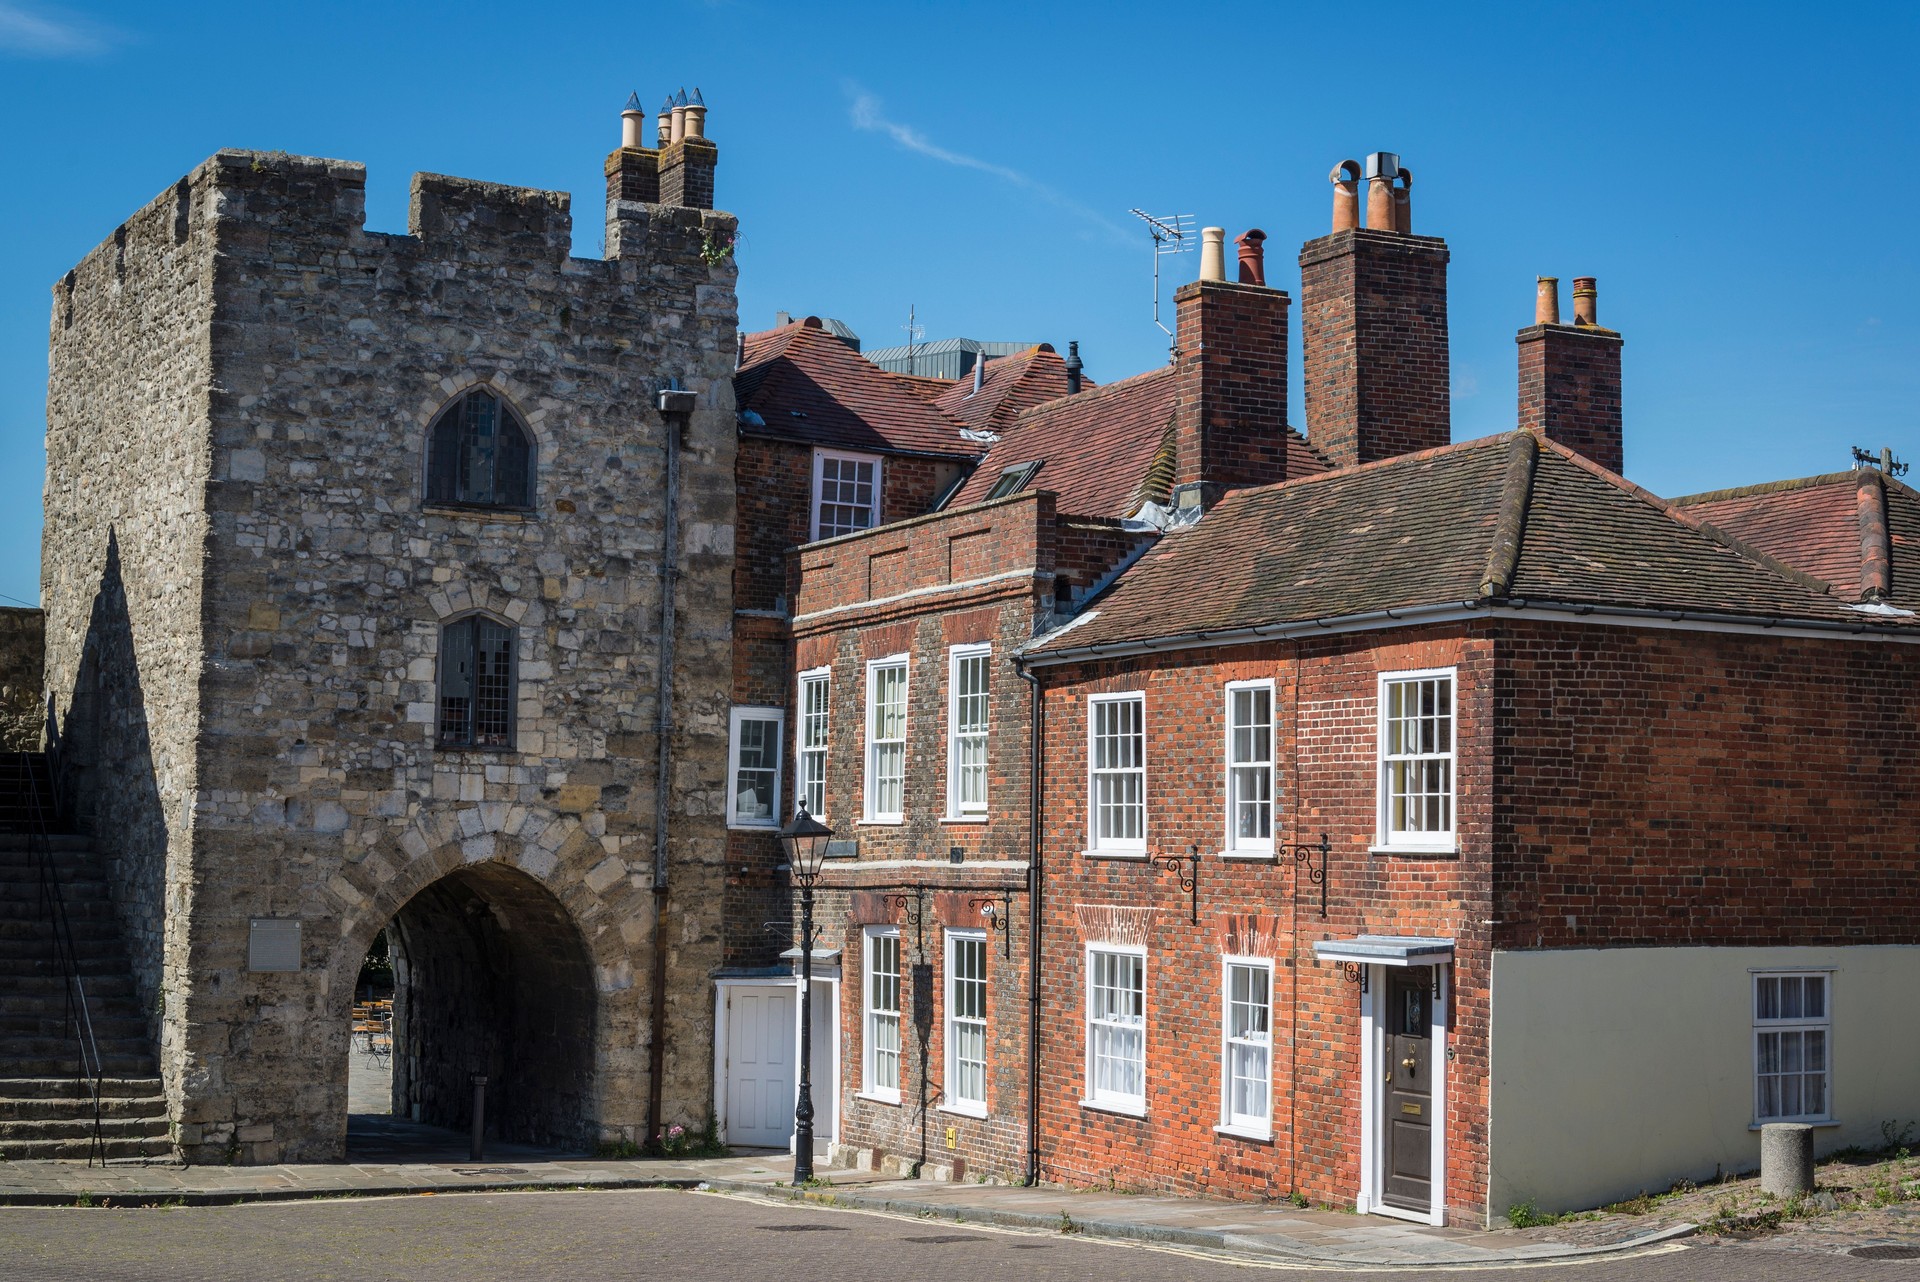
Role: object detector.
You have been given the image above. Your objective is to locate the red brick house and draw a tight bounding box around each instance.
[713,316,1078,1149]
[785,157,1920,1225]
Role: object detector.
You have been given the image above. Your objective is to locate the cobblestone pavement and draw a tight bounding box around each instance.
[0,1189,1911,1282]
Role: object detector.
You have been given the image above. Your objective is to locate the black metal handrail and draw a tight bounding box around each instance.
[20,751,105,1166]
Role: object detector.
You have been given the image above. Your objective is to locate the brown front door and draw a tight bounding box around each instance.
[1383,968,1433,1212]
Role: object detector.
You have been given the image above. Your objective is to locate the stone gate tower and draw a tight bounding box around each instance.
[41,102,739,1162]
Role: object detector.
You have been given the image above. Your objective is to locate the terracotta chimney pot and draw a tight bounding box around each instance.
[1236,229,1268,286]
[621,93,647,149]
[1330,159,1361,232]
[670,88,688,145]
[1392,167,1413,233]
[1535,276,1561,326]
[1199,227,1227,283]
[1364,152,1401,231]
[1572,277,1598,326]
[657,97,673,147]
[684,87,707,139]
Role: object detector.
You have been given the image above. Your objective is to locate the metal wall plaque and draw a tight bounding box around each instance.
[248,918,302,972]
[824,839,858,860]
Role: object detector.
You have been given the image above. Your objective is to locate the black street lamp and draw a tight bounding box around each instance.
[780,803,835,1184]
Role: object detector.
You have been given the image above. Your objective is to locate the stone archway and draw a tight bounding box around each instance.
[320,806,654,1162]
[381,862,597,1149]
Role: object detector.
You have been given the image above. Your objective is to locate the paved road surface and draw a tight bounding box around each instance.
[0,1187,1908,1281]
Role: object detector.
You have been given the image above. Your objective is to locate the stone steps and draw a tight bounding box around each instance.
[0,1134,171,1161]
[0,1076,164,1101]
[0,1090,164,1122]
[0,759,165,1158]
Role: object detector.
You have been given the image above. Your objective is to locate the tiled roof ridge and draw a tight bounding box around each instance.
[1207,430,1511,517]
[1532,434,1838,597]
[1002,365,1175,434]
[1669,471,1858,506]
[1479,432,1538,599]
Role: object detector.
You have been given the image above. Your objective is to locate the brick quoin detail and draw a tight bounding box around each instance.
[1299,228,1450,468]
[1516,324,1624,476]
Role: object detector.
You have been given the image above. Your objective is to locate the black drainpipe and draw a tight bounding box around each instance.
[648,386,696,1146]
[1015,656,1045,1186]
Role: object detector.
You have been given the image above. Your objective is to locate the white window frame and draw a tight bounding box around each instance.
[946,644,992,820]
[863,655,909,823]
[1082,943,1147,1115]
[1218,955,1274,1139]
[1223,679,1276,858]
[797,667,830,821]
[810,448,881,542]
[1753,971,1834,1125]
[1086,691,1147,857]
[942,929,989,1117]
[725,706,784,829]
[861,926,902,1103]
[1375,667,1458,853]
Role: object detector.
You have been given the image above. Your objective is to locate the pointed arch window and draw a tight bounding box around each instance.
[427,389,535,509]
[438,616,516,749]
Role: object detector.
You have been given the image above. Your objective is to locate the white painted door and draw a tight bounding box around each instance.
[724,985,796,1147]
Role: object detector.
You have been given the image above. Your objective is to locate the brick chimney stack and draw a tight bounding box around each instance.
[605,91,661,206]
[659,88,719,210]
[1516,275,1625,475]
[1299,152,1450,469]
[1170,234,1292,511]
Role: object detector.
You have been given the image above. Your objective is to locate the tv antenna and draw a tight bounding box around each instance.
[1129,209,1194,339]
[901,304,925,375]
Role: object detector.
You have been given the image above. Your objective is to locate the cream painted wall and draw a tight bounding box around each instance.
[1488,946,1920,1217]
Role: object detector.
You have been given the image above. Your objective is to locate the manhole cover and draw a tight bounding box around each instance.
[757,1224,849,1233]
[1851,1245,1920,1260]
[902,1234,978,1244]
[452,1167,528,1177]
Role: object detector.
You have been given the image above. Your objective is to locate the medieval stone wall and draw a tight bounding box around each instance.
[44,148,740,1163]
[43,170,219,1042]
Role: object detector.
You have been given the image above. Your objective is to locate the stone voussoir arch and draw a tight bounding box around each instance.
[325,802,645,1003]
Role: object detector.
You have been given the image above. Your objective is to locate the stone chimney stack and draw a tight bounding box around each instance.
[659,88,719,209]
[1517,275,1624,475]
[1299,151,1450,469]
[1170,233,1292,510]
[605,92,661,207]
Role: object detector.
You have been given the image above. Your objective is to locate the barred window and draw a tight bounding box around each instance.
[438,617,514,748]
[1379,670,1455,847]
[427,390,534,509]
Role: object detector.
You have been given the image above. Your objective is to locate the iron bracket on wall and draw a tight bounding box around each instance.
[887,888,927,952]
[1154,846,1203,924]
[968,891,1016,958]
[1341,961,1369,993]
[1285,833,1332,919]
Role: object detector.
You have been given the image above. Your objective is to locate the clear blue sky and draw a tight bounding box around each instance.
[1,0,1914,608]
